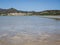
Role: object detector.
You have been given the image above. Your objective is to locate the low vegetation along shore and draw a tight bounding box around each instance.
[0,8,60,16]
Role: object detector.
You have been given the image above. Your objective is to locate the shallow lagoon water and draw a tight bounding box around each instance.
[0,16,60,45]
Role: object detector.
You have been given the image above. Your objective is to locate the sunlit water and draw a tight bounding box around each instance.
[0,16,60,45]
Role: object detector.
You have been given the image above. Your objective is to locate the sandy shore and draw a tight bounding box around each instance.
[40,16,60,19]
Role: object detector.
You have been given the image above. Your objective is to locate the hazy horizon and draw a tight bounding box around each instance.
[0,0,60,11]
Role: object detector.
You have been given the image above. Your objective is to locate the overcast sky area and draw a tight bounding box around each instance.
[0,0,60,11]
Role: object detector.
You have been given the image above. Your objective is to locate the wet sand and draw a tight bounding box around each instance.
[0,32,60,45]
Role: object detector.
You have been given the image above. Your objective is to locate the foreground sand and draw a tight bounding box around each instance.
[0,32,60,45]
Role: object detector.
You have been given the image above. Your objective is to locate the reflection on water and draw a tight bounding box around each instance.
[0,16,60,45]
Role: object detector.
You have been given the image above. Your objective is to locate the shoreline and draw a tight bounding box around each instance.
[40,16,60,20]
[0,15,60,20]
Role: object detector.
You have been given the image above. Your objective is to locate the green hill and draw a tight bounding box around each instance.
[0,8,60,16]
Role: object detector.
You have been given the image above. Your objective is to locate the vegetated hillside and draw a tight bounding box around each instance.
[27,10,60,15]
[39,10,60,15]
[0,8,60,16]
[0,8,20,14]
[0,8,28,16]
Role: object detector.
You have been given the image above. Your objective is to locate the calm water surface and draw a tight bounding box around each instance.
[0,16,60,45]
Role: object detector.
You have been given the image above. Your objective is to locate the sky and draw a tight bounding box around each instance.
[0,0,60,11]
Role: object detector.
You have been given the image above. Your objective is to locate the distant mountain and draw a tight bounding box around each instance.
[0,8,19,13]
[0,8,60,16]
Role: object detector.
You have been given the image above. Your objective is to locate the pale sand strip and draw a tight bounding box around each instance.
[40,16,60,19]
